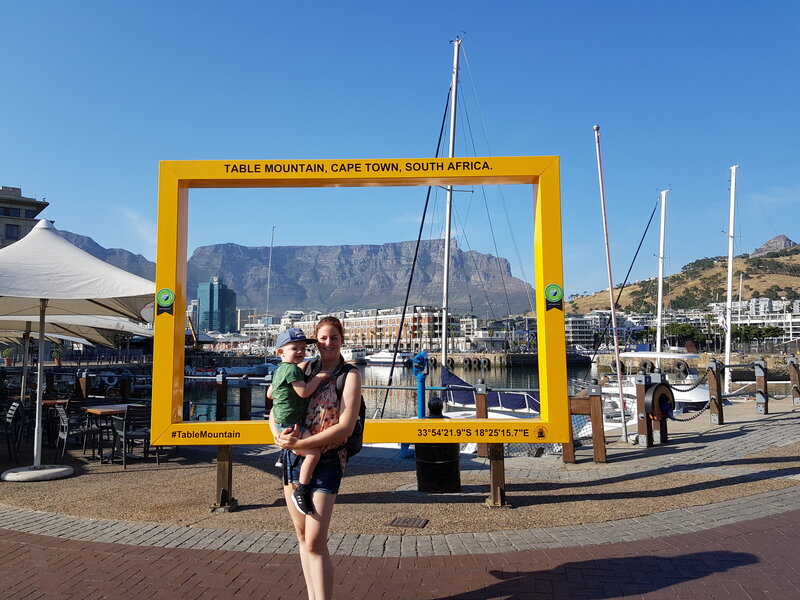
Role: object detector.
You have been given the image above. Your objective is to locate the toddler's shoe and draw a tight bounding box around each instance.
[291,487,313,515]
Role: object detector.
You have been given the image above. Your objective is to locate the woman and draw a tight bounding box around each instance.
[270,316,361,600]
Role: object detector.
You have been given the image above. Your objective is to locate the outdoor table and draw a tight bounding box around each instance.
[82,403,146,462]
[42,399,68,406]
[83,403,146,416]
[11,398,68,448]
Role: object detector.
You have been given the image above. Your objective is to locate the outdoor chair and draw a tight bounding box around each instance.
[2,401,23,460]
[52,404,105,463]
[66,399,111,458]
[111,405,151,468]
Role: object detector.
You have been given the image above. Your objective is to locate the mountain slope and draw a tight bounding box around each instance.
[57,232,534,316]
[567,247,800,314]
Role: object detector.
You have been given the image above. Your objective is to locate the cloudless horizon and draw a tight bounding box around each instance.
[2,1,799,303]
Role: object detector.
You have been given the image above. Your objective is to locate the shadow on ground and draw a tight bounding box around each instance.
[429,550,758,600]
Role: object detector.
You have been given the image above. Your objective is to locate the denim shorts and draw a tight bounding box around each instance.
[284,450,343,495]
[273,422,308,438]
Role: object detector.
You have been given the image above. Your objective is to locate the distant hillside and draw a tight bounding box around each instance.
[567,241,800,314]
[57,232,534,317]
[56,231,156,279]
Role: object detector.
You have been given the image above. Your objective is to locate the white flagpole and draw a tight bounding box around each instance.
[724,165,739,394]
[593,125,628,442]
[655,189,668,365]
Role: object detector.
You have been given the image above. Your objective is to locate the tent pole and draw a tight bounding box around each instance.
[33,299,47,468]
[20,323,31,400]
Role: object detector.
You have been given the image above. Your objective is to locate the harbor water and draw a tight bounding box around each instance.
[185,363,593,422]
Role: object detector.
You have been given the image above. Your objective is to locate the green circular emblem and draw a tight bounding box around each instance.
[544,284,563,302]
[156,288,175,308]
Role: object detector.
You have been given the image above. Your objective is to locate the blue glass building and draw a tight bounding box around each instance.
[197,276,237,333]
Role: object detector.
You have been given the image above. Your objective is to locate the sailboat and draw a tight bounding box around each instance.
[599,189,711,414]
[430,38,542,427]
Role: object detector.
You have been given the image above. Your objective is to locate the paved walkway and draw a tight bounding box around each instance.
[3,510,799,599]
[2,397,799,598]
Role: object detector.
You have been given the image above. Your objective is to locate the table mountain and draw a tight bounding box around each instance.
[187,239,534,317]
[57,231,535,317]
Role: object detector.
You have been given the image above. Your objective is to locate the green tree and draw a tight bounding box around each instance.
[663,323,701,348]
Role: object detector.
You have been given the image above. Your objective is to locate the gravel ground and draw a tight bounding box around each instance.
[1,436,796,536]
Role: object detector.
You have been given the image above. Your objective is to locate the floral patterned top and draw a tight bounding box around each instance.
[303,368,347,468]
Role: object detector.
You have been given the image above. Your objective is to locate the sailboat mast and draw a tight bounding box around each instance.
[441,37,461,368]
[593,125,628,441]
[264,226,275,360]
[724,165,739,394]
[656,189,668,364]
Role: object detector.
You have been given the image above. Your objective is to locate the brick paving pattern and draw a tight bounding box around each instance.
[1,398,799,598]
[2,510,798,599]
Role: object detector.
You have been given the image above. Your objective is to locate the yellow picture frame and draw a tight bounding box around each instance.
[150,156,568,445]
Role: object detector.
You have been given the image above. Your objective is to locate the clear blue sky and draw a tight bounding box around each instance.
[2,1,798,302]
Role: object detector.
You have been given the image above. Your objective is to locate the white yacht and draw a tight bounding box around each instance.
[366,349,413,367]
[341,347,367,364]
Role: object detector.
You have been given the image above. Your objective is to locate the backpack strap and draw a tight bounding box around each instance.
[334,363,357,399]
[304,358,353,401]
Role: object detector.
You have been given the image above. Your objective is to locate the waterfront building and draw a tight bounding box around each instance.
[467,329,509,352]
[197,276,237,333]
[564,315,593,347]
[241,321,266,340]
[186,300,199,327]
[292,305,457,353]
[459,315,479,338]
[626,312,657,329]
[0,186,49,248]
[280,310,305,330]
[709,297,800,347]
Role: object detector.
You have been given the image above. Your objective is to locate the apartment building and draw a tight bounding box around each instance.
[0,186,49,248]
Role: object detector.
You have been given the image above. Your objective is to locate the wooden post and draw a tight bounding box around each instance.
[588,383,606,462]
[239,375,252,421]
[707,358,724,425]
[485,442,507,507]
[788,356,800,407]
[562,401,577,463]
[212,445,237,512]
[475,380,508,507]
[563,381,606,463]
[216,373,228,421]
[475,382,488,458]
[211,374,237,512]
[754,359,768,414]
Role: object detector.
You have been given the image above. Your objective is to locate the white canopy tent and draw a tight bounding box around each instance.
[0,315,153,348]
[0,315,154,403]
[0,220,154,481]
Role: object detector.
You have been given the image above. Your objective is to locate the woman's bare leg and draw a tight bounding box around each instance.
[284,485,318,600]
[303,491,337,600]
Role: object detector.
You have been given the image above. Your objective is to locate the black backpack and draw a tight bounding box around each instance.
[306,360,366,460]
